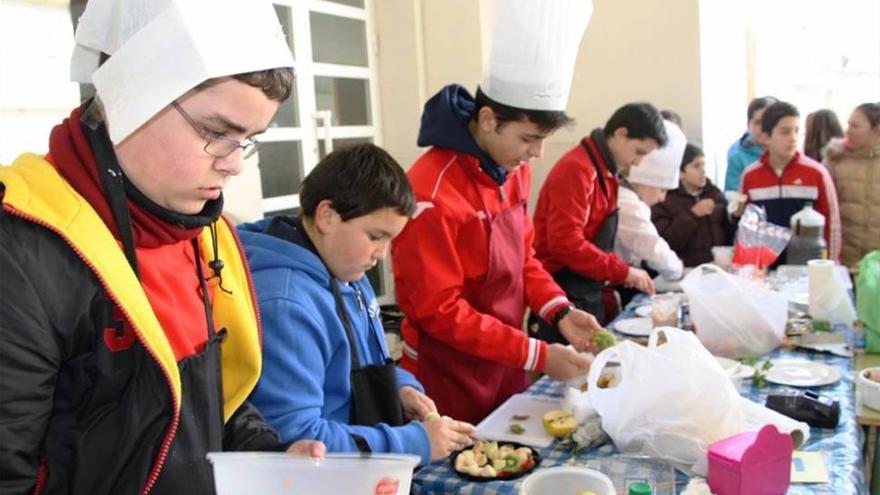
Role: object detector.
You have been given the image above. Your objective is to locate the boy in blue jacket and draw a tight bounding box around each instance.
[239,144,475,465]
[725,96,778,191]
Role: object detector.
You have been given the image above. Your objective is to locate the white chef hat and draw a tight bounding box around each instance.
[627,120,687,190]
[71,0,294,144]
[481,0,593,111]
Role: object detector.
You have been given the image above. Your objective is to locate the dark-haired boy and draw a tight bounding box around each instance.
[238,144,475,465]
[725,96,778,191]
[391,0,602,424]
[531,103,667,338]
[739,101,842,262]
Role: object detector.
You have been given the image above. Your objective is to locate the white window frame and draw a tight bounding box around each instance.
[262,0,382,215]
[267,0,394,303]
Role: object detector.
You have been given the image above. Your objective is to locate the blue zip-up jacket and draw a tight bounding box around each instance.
[238,218,431,465]
[725,132,763,191]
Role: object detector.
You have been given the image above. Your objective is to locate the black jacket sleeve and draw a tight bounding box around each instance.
[222,401,289,452]
[0,216,63,493]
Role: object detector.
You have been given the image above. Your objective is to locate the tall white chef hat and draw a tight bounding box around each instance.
[481,0,593,111]
[71,0,295,144]
[627,120,687,190]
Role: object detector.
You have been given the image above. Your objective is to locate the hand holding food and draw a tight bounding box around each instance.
[424,415,476,460]
[543,344,591,381]
[590,330,617,351]
[399,385,437,421]
[558,308,603,353]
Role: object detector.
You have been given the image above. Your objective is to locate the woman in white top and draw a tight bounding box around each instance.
[614,120,686,281]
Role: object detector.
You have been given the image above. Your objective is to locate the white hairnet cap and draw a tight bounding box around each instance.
[627,120,687,189]
[481,0,592,111]
[71,0,294,144]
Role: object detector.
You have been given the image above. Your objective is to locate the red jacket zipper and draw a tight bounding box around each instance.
[3,204,181,495]
[31,462,47,495]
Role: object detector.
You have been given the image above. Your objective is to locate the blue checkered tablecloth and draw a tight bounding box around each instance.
[411,294,865,495]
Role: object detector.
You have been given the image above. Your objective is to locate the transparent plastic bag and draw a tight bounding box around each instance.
[732,204,792,269]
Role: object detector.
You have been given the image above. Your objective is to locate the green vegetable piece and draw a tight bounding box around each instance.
[501,453,523,473]
[509,423,526,434]
[512,414,531,421]
[591,330,617,350]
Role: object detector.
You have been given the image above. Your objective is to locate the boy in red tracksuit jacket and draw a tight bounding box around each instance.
[391,85,604,424]
[531,103,667,338]
[739,101,842,263]
[391,0,602,425]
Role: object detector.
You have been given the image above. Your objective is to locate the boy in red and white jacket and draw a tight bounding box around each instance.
[739,101,842,262]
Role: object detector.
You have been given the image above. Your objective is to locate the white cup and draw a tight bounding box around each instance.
[711,245,734,270]
[724,191,747,215]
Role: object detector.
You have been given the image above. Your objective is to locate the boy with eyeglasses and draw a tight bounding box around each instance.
[0,1,322,493]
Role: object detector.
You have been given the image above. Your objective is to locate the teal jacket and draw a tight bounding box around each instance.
[725,132,763,191]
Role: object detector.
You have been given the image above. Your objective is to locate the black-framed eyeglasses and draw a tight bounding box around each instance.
[171,100,260,159]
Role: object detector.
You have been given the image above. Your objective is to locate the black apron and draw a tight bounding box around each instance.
[151,249,226,494]
[330,279,404,452]
[529,138,619,344]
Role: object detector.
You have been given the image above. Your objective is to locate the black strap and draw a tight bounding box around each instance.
[331,276,391,370]
[580,138,610,200]
[193,238,218,341]
[349,433,373,455]
[80,101,139,277]
[331,279,363,369]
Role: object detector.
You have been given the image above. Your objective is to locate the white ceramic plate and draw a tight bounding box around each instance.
[766,360,841,387]
[714,356,755,379]
[634,304,652,318]
[612,317,653,337]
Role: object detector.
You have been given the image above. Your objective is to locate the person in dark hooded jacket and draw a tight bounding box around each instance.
[652,143,736,266]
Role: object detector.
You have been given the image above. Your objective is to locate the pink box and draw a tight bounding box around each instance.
[707,424,794,495]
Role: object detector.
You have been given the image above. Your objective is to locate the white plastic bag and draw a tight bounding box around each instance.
[681,264,787,358]
[808,259,857,324]
[587,328,746,475]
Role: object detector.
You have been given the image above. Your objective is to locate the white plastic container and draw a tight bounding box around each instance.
[859,367,880,411]
[520,466,616,495]
[207,452,420,495]
[711,246,734,271]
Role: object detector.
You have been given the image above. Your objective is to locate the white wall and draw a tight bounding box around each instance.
[0,1,80,164]
[699,0,749,187]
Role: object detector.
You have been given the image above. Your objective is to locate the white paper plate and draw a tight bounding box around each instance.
[766,360,841,387]
[714,356,755,379]
[788,292,809,310]
[634,305,652,318]
[475,394,559,448]
[612,317,653,337]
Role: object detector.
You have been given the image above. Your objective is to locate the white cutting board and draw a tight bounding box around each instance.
[475,393,560,448]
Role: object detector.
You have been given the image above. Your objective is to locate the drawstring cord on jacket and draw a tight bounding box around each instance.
[207,222,232,295]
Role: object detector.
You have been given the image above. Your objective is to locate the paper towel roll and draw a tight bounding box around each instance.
[739,397,810,448]
[808,259,857,324]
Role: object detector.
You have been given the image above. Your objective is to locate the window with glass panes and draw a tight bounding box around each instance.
[262,0,379,215]
[265,0,388,299]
